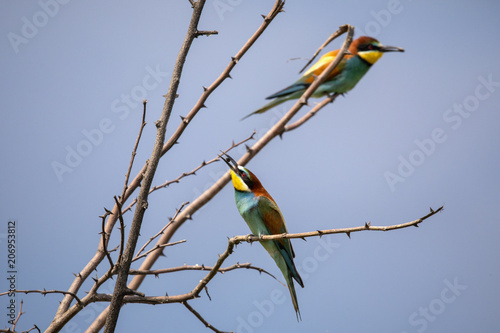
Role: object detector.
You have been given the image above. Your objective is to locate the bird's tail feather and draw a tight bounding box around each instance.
[240,96,291,120]
[286,273,302,321]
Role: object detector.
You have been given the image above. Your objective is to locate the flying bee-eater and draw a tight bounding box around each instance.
[220,153,304,320]
[242,36,404,119]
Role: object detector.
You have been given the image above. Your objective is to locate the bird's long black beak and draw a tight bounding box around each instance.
[219,151,239,174]
[380,45,405,53]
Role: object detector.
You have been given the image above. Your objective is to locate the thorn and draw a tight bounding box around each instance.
[316,230,323,238]
[175,93,179,98]
[203,86,208,91]
[174,141,180,145]
[430,207,435,213]
[300,237,307,242]
[201,104,207,109]
[227,73,232,79]
[365,222,371,228]
[180,115,185,121]
[245,144,253,153]
[231,56,238,64]
[413,223,420,228]
[186,214,192,220]
[261,14,266,19]
[346,232,351,239]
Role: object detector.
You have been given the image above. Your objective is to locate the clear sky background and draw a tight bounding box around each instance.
[1,1,499,332]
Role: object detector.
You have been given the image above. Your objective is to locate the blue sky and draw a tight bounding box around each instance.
[1,1,499,332]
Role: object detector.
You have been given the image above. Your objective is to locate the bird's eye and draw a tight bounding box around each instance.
[368,44,374,50]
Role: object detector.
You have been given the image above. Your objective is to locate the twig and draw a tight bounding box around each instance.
[183,301,231,333]
[134,202,189,258]
[113,196,126,264]
[284,93,339,132]
[298,24,352,74]
[129,262,283,286]
[25,325,41,333]
[120,100,147,203]
[196,30,218,37]
[11,299,24,331]
[99,209,114,269]
[132,240,186,262]
[0,290,83,307]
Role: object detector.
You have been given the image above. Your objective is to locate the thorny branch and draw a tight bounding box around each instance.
[74,206,444,307]
[0,290,83,307]
[100,209,114,269]
[298,25,353,74]
[120,100,148,203]
[235,206,444,242]
[132,239,187,262]
[183,301,231,333]
[134,201,190,258]
[129,262,282,285]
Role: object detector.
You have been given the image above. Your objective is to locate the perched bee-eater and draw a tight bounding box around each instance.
[243,36,404,119]
[221,153,304,320]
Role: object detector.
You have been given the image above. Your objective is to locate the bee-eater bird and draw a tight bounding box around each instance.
[220,153,304,320]
[242,36,404,119]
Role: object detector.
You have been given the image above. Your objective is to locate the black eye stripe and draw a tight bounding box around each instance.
[359,44,379,51]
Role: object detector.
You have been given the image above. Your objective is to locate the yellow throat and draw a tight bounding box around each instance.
[230,170,250,192]
[358,50,384,65]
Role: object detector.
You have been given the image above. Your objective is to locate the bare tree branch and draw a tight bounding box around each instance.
[129,262,283,285]
[99,209,115,269]
[0,290,83,307]
[234,206,444,243]
[183,301,231,333]
[12,299,23,332]
[284,93,339,132]
[132,239,186,262]
[134,202,190,258]
[298,24,353,74]
[120,99,147,203]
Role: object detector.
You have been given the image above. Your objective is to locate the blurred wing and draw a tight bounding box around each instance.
[301,50,350,84]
